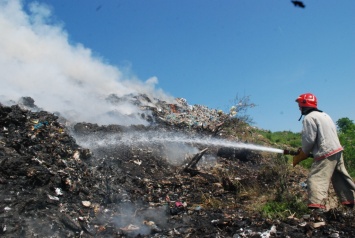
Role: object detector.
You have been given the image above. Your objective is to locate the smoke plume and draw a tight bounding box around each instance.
[0,0,173,125]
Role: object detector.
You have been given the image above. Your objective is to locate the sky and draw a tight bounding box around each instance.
[0,0,354,132]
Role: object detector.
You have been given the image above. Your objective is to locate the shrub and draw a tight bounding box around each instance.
[337,118,355,177]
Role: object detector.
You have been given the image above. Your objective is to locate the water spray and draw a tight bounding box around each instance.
[75,131,288,155]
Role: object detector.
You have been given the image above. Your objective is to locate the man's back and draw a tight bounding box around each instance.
[302,111,343,160]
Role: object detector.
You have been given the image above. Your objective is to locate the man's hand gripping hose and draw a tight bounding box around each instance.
[283,148,311,167]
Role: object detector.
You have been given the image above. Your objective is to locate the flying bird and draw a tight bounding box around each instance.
[291,1,305,8]
[96,4,103,11]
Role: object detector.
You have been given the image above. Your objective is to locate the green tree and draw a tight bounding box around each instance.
[337,118,355,177]
[337,117,355,133]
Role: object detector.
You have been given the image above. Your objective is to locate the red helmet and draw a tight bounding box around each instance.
[295,93,317,108]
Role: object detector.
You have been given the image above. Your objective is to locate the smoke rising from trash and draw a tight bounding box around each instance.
[0,0,285,168]
[0,0,174,126]
[0,0,258,156]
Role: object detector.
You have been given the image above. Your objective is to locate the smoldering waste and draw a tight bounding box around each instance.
[0,97,354,238]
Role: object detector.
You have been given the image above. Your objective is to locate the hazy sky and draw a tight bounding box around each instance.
[1,0,354,132]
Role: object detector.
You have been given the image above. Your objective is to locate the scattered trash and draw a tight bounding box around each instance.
[260,225,277,238]
[133,159,142,165]
[329,232,340,238]
[120,224,140,232]
[143,220,161,232]
[0,97,350,237]
[81,201,91,207]
[4,207,11,212]
[33,121,48,130]
[312,221,326,228]
[300,181,307,189]
[183,148,208,173]
[175,201,184,207]
[48,194,60,201]
[55,187,63,196]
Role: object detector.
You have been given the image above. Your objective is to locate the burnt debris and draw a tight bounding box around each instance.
[0,97,353,237]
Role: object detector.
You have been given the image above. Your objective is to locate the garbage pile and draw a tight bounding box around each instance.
[153,98,228,132]
[102,93,232,134]
[1,97,354,237]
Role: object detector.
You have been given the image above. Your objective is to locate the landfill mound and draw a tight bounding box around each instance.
[1,96,355,237]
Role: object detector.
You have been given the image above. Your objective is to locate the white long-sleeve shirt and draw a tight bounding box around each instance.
[302,111,343,160]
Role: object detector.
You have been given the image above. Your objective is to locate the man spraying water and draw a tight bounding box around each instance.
[293,93,355,221]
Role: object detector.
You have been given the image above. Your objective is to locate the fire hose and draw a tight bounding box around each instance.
[283,149,313,158]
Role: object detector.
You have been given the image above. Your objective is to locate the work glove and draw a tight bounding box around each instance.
[293,148,308,167]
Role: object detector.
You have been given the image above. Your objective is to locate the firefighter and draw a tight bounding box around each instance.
[293,93,355,211]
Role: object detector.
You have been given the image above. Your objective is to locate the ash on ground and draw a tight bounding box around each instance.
[1,96,354,238]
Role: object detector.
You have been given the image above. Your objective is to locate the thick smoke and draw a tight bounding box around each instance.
[0,0,173,125]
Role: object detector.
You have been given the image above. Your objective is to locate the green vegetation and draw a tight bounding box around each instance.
[258,130,301,148]
[258,155,309,219]
[261,198,308,219]
[337,117,355,177]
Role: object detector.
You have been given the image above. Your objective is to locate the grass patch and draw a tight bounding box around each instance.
[260,194,308,219]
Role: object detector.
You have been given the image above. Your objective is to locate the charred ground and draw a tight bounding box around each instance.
[0,97,354,237]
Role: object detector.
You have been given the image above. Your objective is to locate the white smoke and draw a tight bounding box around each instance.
[0,0,174,125]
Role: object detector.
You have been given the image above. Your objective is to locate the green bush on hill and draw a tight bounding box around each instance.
[337,117,355,177]
[258,130,301,148]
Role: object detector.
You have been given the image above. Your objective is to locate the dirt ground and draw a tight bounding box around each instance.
[1,99,355,237]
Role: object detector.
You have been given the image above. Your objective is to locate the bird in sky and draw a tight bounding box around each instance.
[291,1,306,8]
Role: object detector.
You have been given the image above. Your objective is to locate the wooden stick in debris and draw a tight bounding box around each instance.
[184,148,208,171]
